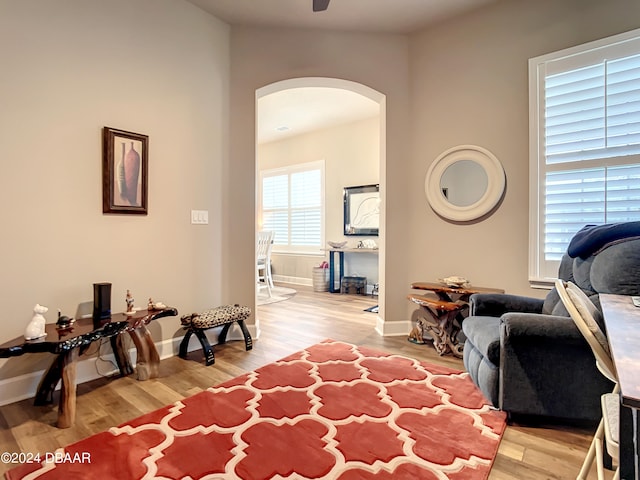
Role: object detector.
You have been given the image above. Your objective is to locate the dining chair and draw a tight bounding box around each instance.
[257,231,275,297]
[555,279,619,480]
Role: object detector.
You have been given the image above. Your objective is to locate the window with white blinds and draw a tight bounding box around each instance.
[529,28,640,284]
[259,160,325,254]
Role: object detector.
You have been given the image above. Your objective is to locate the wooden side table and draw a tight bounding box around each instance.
[407,294,465,356]
[0,320,128,428]
[0,306,177,428]
[109,307,178,381]
[408,282,504,358]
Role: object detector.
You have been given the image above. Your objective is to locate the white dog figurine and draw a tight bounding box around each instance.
[25,304,48,340]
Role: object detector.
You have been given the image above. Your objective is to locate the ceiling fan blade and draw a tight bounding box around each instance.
[313,0,330,12]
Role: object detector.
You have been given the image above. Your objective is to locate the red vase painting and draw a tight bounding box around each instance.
[116,142,127,201]
[123,141,141,206]
[103,127,148,215]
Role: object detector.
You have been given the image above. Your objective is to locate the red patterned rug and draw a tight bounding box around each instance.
[6,340,506,480]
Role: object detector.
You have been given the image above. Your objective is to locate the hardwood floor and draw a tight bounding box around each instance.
[0,285,610,479]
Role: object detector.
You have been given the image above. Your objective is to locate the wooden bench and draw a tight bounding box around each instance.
[178,305,252,366]
[407,293,465,357]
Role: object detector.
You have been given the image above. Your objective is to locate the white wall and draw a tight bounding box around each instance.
[0,0,230,381]
[258,116,380,286]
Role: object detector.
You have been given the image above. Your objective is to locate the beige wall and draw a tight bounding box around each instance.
[2,0,639,394]
[228,27,411,334]
[228,0,640,334]
[0,0,230,383]
[405,0,640,318]
[258,116,380,286]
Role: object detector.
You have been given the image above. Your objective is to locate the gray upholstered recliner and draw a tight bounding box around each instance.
[462,224,640,422]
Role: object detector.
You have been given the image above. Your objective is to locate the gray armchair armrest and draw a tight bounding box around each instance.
[498,312,613,420]
[500,312,584,343]
[470,293,545,317]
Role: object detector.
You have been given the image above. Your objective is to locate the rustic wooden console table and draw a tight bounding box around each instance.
[109,307,178,381]
[0,307,177,428]
[408,282,504,357]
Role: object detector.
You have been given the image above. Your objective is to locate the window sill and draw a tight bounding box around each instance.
[529,278,555,290]
[272,251,325,257]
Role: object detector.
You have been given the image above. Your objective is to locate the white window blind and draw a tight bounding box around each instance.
[544,165,640,261]
[259,161,324,254]
[529,28,640,283]
[545,54,640,164]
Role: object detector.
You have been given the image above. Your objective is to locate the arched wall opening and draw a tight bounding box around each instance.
[255,77,387,333]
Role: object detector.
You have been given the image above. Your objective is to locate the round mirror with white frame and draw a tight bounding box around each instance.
[425,145,505,222]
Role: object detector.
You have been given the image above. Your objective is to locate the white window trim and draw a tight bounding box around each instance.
[529,27,640,288]
[258,160,325,255]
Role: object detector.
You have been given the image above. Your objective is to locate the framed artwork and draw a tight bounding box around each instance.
[102,127,148,214]
[343,184,380,236]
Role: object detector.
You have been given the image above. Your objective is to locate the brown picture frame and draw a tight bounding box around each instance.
[102,127,148,215]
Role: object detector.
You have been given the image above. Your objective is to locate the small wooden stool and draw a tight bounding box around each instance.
[341,275,367,295]
[178,304,252,366]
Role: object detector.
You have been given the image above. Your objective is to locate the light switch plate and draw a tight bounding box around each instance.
[191,210,209,224]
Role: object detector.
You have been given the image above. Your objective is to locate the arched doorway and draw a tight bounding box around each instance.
[255,77,386,325]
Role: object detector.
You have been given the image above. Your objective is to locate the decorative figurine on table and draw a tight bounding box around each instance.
[56,309,74,328]
[148,298,154,310]
[148,298,166,310]
[407,318,428,345]
[25,304,48,340]
[126,289,135,314]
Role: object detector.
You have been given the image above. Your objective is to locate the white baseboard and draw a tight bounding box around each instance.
[271,275,379,297]
[1,317,405,406]
[272,274,312,286]
[0,347,129,407]
[0,328,260,407]
[375,317,411,337]
[0,372,47,407]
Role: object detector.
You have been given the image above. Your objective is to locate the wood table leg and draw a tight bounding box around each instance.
[110,334,134,376]
[237,320,253,351]
[416,307,464,358]
[434,292,470,326]
[442,312,464,357]
[408,294,464,357]
[144,326,160,379]
[56,348,79,429]
[128,325,159,381]
[219,321,254,351]
[34,357,62,406]
[193,329,216,366]
[178,329,194,359]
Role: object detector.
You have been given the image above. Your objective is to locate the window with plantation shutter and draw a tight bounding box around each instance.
[259,160,325,254]
[529,28,640,285]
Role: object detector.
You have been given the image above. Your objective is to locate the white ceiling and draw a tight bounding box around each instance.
[186,0,500,144]
[258,87,380,144]
[185,0,499,35]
